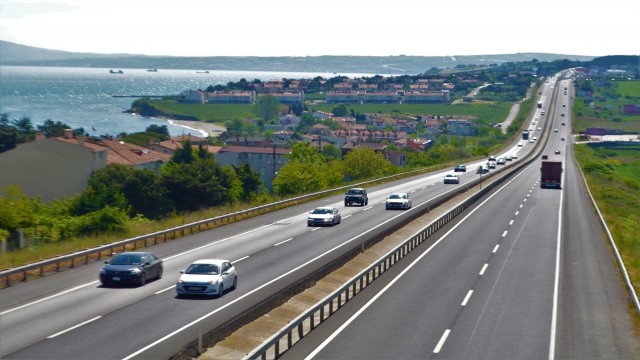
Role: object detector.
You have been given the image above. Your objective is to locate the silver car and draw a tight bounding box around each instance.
[385,193,412,210]
[176,259,237,297]
[307,207,341,226]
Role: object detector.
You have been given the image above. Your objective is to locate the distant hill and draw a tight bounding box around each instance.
[0,40,595,75]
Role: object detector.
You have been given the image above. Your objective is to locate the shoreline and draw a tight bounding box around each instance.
[167,119,226,138]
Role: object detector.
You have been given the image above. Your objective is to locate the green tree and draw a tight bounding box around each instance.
[71,165,132,216]
[171,139,195,164]
[74,206,130,235]
[37,119,70,137]
[343,148,394,180]
[163,157,241,211]
[145,124,170,137]
[233,162,265,202]
[0,123,18,153]
[321,143,342,161]
[295,113,316,133]
[272,161,325,195]
[0,186,37,233]
[12,116,35,143]
[225,118,244,136]
[254,94,280,121]
[273,142,328,195]
[331,104,348,117]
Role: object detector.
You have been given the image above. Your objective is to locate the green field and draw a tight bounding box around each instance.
[148,99,512,127]
[308,103,512,125]
[573,80,640,132]
[150,100,254,123]
[574,144,640,293]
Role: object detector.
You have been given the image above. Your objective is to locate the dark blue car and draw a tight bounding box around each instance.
[99,251,163,287]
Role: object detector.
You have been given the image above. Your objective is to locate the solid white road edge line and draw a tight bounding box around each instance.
[548,168,565,359]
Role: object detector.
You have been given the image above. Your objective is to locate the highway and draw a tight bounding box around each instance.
[0,144,534,359]
[279,77,640,359]
[3,76,632,360]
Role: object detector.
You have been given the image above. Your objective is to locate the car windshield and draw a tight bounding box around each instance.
[348,190,363,195]
[312,208,331,214]
[389,194,401,199]
[186,263,219,275]
[110,254,143,265]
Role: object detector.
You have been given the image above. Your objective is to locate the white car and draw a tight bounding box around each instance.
[176,259,237,297]
[444,173,460,184]
[307,206,341,226]
[385,193,412,210]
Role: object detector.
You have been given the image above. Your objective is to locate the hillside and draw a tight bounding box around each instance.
[0,40,595,75]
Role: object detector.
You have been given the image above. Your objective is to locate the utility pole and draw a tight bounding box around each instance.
[268,138,277,196]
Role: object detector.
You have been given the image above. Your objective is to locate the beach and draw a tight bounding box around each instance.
[168,120,226,137]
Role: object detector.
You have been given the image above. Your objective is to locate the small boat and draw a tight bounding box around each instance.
[109,70,124,74]
[146,68,158,72]
[196,70,210,74]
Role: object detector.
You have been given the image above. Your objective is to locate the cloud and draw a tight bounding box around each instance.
[0,1,76,19]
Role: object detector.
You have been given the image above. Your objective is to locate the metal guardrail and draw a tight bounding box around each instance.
[0,162,464,287]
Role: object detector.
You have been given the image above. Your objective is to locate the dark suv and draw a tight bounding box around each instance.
[344,188,368,206]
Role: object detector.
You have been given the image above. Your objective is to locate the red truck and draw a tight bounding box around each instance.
[541,161,563,188]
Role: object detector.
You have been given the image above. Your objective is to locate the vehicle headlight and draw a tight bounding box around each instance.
[130,268,142,274]
[208,279,219,285]
[177,280,184,284]
[100,269,106,274]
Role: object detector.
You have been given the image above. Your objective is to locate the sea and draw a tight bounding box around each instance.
[0,66,375,137]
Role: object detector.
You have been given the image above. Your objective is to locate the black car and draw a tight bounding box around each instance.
[344,188,368,206]
[100,251,163,287]
[454,164,466,172]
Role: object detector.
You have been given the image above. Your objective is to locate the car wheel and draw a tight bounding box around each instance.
[138,273,146,286]
[218,283,224,296]
[156,267,163,280]
[345,202,349,207]
[231,276,237,291]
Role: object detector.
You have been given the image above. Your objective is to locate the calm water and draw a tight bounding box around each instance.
[0,66,373,137]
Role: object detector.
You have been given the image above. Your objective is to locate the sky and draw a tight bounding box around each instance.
[1,0,638,57]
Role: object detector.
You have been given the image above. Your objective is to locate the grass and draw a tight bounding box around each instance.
[573,80,640,133]
[150,100,254,123]
[147,99,512,126]
[573,144,640,294]
[309,102,512,125]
